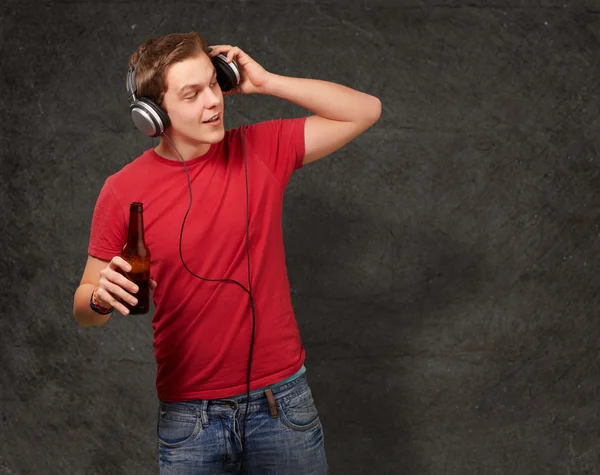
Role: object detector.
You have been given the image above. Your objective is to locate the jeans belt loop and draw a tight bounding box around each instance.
[200,400,209,427]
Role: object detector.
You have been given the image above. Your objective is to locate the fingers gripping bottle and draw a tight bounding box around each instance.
[121,202,151,314]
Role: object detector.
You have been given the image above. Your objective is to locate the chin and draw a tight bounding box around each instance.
[203,127,225,143]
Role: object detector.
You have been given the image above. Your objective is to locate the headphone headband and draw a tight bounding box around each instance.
[125,46,240,137]
[126,50,146,101]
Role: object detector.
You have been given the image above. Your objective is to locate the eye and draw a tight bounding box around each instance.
[210,80,218,88]
[185,91,198,100]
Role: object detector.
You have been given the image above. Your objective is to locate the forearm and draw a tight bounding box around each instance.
[259,73,381,123]
[73,283,112,327]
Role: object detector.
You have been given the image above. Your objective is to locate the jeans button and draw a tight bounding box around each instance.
[230,402,237,409]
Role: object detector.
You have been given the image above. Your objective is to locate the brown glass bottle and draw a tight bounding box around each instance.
[120,202,151,314]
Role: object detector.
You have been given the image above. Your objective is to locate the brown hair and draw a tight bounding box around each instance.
[128,32,210,106]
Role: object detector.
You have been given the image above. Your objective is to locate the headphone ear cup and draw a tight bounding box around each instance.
[130,98,171,137]
[213,54,240,92]
[141,98,171,130]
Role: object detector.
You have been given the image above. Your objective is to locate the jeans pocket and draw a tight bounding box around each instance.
[278,388,321,431]
[157,404,202,448]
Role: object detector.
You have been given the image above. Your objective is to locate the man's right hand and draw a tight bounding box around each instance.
[96,256,157,315]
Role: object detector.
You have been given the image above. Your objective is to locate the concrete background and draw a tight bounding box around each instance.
[2,0,600,473]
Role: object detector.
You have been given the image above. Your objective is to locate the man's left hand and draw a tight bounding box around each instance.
[208,45,272,95]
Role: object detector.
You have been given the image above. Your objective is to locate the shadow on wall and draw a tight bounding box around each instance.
[283,189,492,473]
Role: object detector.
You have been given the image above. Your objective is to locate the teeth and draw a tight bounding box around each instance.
[206,114,219,122]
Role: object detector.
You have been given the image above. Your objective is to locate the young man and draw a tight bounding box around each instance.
[73,32,381,474]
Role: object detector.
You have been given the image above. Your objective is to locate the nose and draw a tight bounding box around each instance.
[204,88,221,109]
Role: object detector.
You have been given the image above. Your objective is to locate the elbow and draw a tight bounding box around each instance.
[366,96,382,126]
[73,293,87,327]
[73,307,89,328]
[73,307,110,328]
[361,96,381,129]
[72,288,103,328]
[352,96,381,135]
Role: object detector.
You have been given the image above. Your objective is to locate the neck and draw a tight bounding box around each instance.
[155,135,211,162]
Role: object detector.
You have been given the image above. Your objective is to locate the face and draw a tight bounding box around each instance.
[161,52,224,145]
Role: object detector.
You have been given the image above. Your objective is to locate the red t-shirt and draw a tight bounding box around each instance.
[88,117,307,401]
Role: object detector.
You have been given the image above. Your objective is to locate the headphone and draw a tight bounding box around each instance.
[125,46,256,473]
[126,50,241,136]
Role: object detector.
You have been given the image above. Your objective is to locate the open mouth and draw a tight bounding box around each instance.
[203,113,220,124]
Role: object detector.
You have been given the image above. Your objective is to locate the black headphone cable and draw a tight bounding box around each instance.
[161,92,254,473]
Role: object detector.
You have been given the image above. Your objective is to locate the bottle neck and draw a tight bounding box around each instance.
[127,210,144,244]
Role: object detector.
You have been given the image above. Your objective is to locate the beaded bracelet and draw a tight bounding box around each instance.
[89,286,114,315]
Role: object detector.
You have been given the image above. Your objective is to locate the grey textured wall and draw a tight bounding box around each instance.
[2,0,600,474]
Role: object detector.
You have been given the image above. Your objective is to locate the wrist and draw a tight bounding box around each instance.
[89,286,114,315]
[255,72,282,96]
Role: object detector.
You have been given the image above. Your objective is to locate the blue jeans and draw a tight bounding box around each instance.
[157,373,329,474]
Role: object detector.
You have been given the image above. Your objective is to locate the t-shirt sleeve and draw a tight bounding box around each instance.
[87,177,127,261]
[247,117,306,190]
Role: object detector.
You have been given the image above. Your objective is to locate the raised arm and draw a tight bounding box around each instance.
[208,45,382,165]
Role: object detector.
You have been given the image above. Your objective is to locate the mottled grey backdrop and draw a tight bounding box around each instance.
[2,0,600,473]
